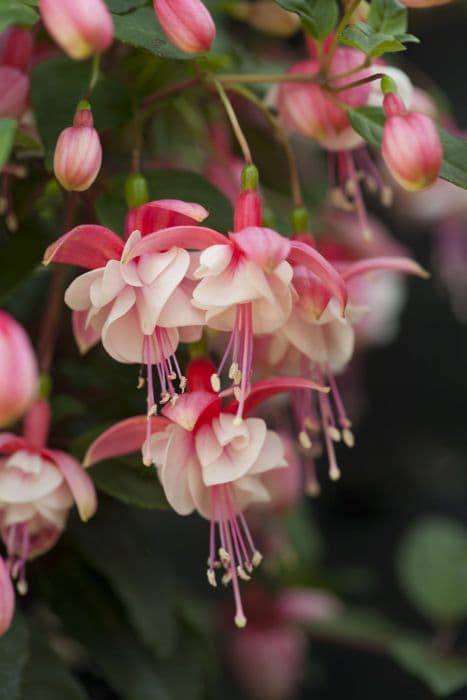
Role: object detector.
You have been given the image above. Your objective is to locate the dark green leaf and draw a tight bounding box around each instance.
[368,0,407,35]
[91,457,169,510]
[113,6,194,59]
[396,517,467,623]
[341,22,411,58]
[96,170,233,235]
[347,106,467,190]
[391,640,467,697]
[0,217,53,301]
[0,0,37,32]
[20,631,88,700]
[31,57,132,168]
[273,0,338,40]
[105,0,146,12]
[0,614,29,700]
[0,118,17,169]
[73,503,177,657]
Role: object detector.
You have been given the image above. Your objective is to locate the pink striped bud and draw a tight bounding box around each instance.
[0,557,14,637]
[0,312,38,428]
[382,93,443,191]
[0,66,29,118]
[153,0,216,54]
[39,0,113,61]
[0,27,34,71]
[53,104,102,191]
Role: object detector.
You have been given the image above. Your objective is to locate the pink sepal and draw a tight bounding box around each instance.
[83,415,169,467]
[134,200,209,237]
[123,225,227,262]
[72,310,100,354]
[22,400,51,449]
[289,240,348,314]
[341,256,430,282]
[227,376,329,417]
[43,225,124,269]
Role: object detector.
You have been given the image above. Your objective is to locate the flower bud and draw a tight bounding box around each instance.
[153,0,216,54]
[53,104,102,191]
[39,0,113,61]
[0,27,34,71]
[382,93,443,191]
[0,557,14,637]
[0,312,38,428]
[0,66,29,118]
[230,1,300,37]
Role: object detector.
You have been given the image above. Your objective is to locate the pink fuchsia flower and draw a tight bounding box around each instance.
[0,27,34,72]
[227,585,341,700]
[53,103,102,192]
[261,235,428,481]
[277,48,371,152]
[0,556,14,637]
[0,399,96,599]
[0,312,38,429]
[153,0,216,54]
[84,361,328,627]
[39,0,113,61]
[0,66,29,119]
[382,92,443,191]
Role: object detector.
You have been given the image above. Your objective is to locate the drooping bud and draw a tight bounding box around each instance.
[0,312,38,428]
[0,66,29,119]
[39,0,113,61]
[153,0,216,54]
[382,93,443,191]
[0,27,34,71]
[0,557,14,637]
[53,102,102,191]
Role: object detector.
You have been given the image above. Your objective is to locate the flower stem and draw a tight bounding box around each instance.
[213,79,253,165]
[38,192,77,375]
[328,72,386,94]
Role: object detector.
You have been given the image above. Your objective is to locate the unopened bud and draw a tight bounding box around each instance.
[54,104,102,191]
[0,311,38,428]
[39,0,114,61]
[153,0,216,54]
[0,66,29,119]
[382,93,443,191]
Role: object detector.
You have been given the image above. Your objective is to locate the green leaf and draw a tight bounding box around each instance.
[20,631,88,700]
[96,170,233,235]
[91,457,169,509]
[273,0,338,40]
[72,503,177,658]
[0,118,17,169]
[367,0,408,35]
[396,517,467,623]
[31,57,132,168]
[0,0,38,32]
[347,106,467,190]
[113,6,194,59]
[391,640,467,697]
[105,0,146,12]
[341,22,417,58]
[0,614,29,700]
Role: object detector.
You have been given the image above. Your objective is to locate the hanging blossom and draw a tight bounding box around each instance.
[43,198,220,461]
[83,358,328,627]
[0,399,96,634]
[257,233,428,488]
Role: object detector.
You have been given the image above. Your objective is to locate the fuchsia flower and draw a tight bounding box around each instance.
[0,27,34,72]
[0,312,38,428]
[0,556,14,636]
[382,92,443,191]
[0,66,29,119]
[153,0,216,54]
[0,399,96,631]
[53,103,102,192]
[84,359,329,627]
[227,585,341,699]
[259,234,428,482]
[39,0,114,61]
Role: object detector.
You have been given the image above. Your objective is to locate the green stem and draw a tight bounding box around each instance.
[323,0,363,74]
[88,54,101,96]
[327,71,386,94]
[213,79,253,165]
[216,72,321,86]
